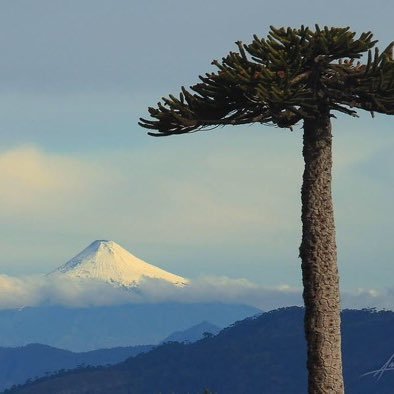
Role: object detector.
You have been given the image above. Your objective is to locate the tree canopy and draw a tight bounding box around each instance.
[139,26,394,136]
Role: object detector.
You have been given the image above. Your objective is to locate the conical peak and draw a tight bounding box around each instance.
[92,239,110,245]
[86,240,125,256]
[89,240,114,249]
[49,240,189,288]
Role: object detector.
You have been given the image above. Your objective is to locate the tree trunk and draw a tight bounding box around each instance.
[299,115,344,393]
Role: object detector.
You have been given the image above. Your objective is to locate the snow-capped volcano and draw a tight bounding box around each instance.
[48,240,189,287]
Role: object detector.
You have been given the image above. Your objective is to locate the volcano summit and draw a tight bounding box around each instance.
[49,240,189,287]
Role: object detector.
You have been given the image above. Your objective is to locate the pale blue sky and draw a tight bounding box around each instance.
[0,1,393,305]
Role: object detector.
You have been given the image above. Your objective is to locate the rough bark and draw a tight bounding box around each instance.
[299,115,344,393]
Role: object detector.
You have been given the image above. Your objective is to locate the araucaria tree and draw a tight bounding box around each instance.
[139,26,394,393]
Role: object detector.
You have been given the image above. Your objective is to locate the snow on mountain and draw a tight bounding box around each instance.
[48,240,189,288]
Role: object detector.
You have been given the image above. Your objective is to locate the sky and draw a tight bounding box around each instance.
[0,0,393,309]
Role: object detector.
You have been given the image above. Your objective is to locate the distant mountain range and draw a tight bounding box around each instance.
[0,343,152,393]
[5,307,394,394]
[0,303,258,351]
[161,321,221,344]
[0,321,221,392]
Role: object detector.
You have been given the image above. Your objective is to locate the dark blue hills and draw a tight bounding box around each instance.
[5,307,394,394]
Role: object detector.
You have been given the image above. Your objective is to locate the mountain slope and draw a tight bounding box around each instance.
[49,240,188,287]
[0,303,260,351]
[6,308,394,394]
[0,321,219,391]
[161,321,221,344]
[0,344,152,392]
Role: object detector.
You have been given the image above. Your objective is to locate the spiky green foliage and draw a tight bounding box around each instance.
[139,26,394,136]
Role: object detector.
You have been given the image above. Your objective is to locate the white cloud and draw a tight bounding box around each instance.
[0,275,43,308]
[0,273,304,310]
[0,146,108,216]
[0,274,136,309]
[0,273,392,312]
[341,287,394,310]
